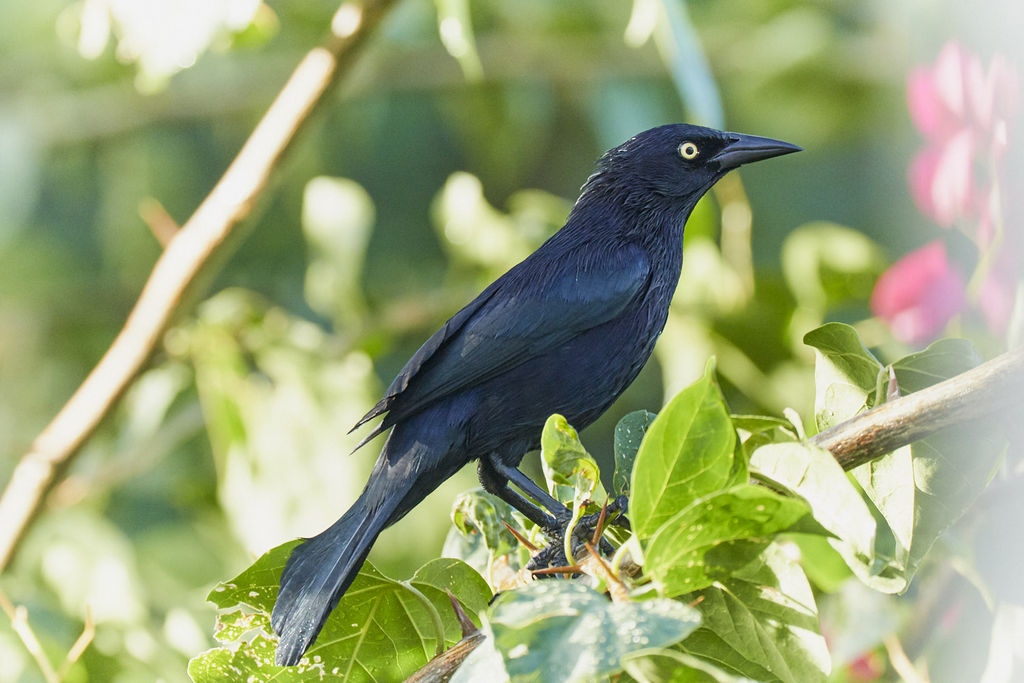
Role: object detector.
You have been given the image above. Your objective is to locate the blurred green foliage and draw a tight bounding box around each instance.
[1,0,1020,680]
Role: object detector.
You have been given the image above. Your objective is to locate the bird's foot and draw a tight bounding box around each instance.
[527,495,630,573]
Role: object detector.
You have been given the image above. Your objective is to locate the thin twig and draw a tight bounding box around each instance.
[138,198,181,247]
[590,500,609,547]
[884,634,930,683]
[530,565,583,576]
[0,588,58,683]
[812,345,1024,471]
[445,590,478,639]
[502,521,538,552]
[0,0,399,572]
[57,606,95,680]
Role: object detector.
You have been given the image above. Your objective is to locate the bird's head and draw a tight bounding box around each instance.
[582,123,801,207]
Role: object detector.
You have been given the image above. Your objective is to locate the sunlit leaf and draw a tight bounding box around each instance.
[750,442,906,593]
[191,543,490,682]
[891,337,981,393]
[631,359,738,539]
[540,413,606,507]
[644,485,823,597]
[679,544,830,683]
[621,647,753,682]
[804,322,883,430]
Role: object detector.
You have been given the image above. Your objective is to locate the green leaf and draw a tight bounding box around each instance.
[849,446,913,572]
[449,489,533,588]
[730,414,792,435]
[732,414,799,460]
[803,323,883,431]
[679,544,830,683]
[892,338,981,393]
[188,612,286,682]
[540,414,606,507]
[644,485,823,597]
[631,360,737,539]
[190,543,490,682]
[614,410,658,497]
[908,423,1005,579]
[488,581,701,683]
[621,647,752,682]
[451,489,526,561]
[784,534,851,594]
[540,414,608,560]
[410,557,493,636]
[886,337,991,581]
[750,442,905,593]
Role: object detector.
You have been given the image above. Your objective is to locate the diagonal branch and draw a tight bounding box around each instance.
[812,344,1024,470]
[0,0,399,572]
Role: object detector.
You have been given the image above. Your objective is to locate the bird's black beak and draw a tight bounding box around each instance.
[710,133,802,171]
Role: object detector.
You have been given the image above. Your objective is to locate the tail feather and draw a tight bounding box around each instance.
[271,498,395,666]
[272,409,467,666]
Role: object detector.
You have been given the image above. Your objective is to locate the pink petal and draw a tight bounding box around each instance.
[966,55,995,129]
[908,68,948,138]
[871,241,967,345]
[909,147,944,223]
[933,42,968,120]
[929,129,976,226]
[968,54,1020,131]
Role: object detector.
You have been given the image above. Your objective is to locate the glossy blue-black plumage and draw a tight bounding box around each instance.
[272,124,800,666]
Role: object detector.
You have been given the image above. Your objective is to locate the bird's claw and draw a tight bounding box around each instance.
[528,495,630,572]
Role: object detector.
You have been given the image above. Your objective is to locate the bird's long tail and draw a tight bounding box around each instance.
[271,453,421,666]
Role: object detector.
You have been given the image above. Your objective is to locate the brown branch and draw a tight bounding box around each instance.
[812,345,1024,470]
[0,0,399,572]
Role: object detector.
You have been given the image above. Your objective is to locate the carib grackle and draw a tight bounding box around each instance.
[272,123,800,665]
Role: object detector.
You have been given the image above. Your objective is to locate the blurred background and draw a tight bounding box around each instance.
[1,0,1021,680]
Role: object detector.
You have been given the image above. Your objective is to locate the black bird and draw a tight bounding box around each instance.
[272,123,800,665]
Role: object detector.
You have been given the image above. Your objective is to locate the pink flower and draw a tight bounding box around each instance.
[906,42,1018,229]
[871,241,966,346]
[908,129,975,227]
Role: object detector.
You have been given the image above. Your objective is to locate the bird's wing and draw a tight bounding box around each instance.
[351,243,651,445]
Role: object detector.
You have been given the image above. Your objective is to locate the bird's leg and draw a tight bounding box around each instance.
[477,458,565,531]
[479,456,619,563]
[491,459,573,526]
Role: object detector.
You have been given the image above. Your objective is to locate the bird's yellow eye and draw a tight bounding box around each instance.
[678,141,699,160]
